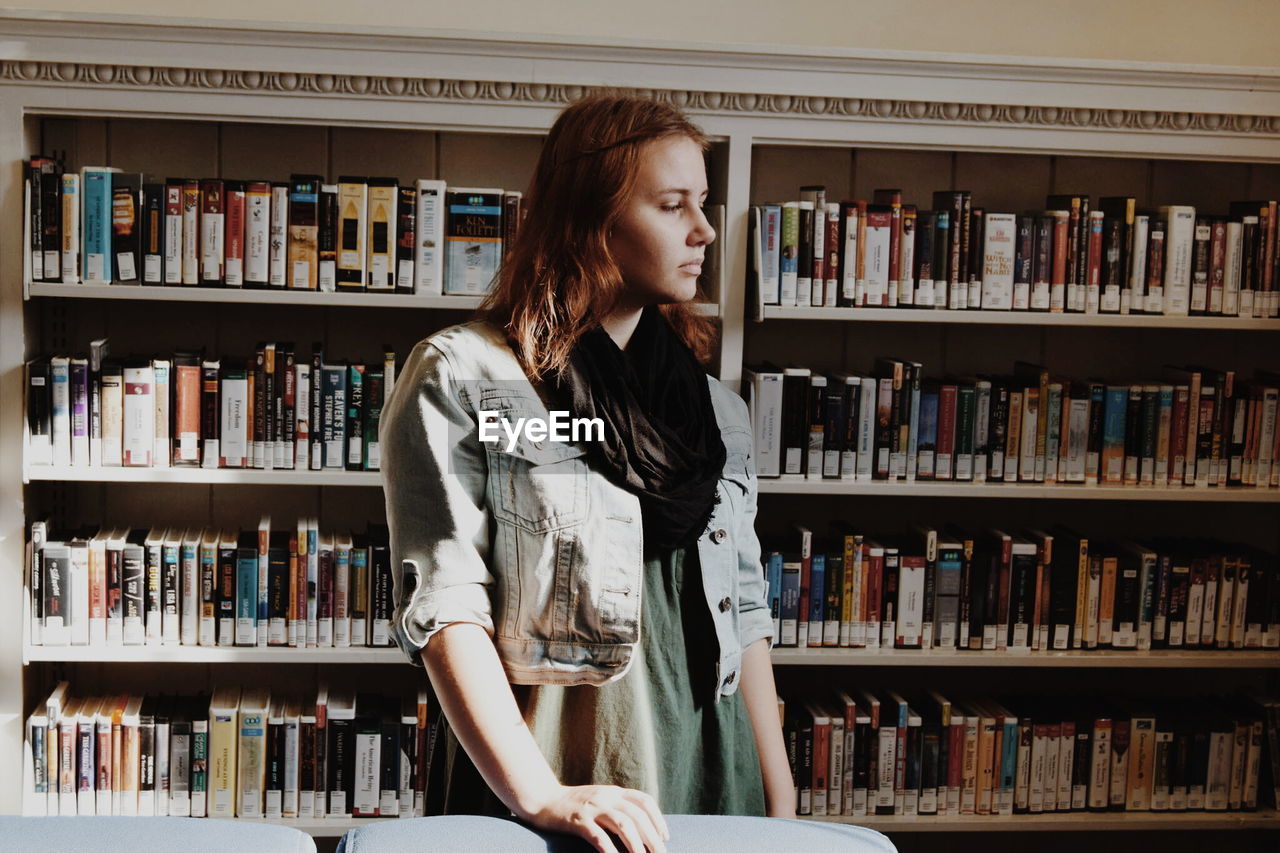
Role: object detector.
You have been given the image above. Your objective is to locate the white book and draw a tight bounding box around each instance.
[269,184,289,287]
[895,555,925,648]
[1223,220,1243,316]
[61,173,81,284]
[863,211,890,306]
[245,183,271,285]
[856,377,876,481]
[121,362,154,467]
[164,183,183,284]
[151,357,171,469]
[237,688,271,818]
[50,356,72,467]
[68,535,90,646]
[743,367,783,477]
[414,179,446,296]
[1160,205,1195,316]
[980,212,1016,309]
[1127,213,1149,313]
[219,367,248,468]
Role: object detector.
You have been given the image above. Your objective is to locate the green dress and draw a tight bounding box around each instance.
[430,545,765,816]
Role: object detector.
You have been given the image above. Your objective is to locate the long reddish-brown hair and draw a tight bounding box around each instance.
[479,92,718,381]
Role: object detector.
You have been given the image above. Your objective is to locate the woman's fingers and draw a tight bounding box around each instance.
[579,821,621,853]
[622,788,669,840]
[598,809,649,853]
[614,797,667,852]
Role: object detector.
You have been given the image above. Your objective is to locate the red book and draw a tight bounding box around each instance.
[873,189,902,295]
[1086,210,1104,308]
[1050,211,1069,312]
[224,181,246,287]
[865,542,884,645]
[824,204,840,304]
[992,531,1014,651]
[936,383,958,480]
[172,355,202,466]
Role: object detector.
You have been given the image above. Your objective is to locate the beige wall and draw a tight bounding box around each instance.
[6,0,1279,67]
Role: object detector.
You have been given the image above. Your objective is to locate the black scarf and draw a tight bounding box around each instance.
[552,306,726,551]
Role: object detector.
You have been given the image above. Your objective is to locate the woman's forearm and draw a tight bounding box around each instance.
[738,638,797,817]
[421,622,561,818]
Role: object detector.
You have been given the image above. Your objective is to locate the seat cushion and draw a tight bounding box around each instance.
[336,814,895,853]
[0,816,317,853]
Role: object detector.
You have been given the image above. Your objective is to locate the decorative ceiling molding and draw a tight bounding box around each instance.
[2,60,1277,138]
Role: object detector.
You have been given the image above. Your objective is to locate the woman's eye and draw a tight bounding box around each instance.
[661,203,682,213]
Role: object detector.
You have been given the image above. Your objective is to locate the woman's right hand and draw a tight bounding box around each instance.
[518,783,670,853]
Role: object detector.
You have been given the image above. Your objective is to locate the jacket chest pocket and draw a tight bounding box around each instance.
[480,395,591,534]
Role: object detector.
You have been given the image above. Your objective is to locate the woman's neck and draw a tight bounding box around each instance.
[600,306,645,351]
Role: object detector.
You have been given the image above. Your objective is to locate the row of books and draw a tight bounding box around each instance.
[25,683,433,819]
[26,340,394,471]
[763,525,1280,652]
[778,690,1279,817]
[743,358,1280,489]
[750,186,1280,318]
[27,518,399,650]
[24,156,520,296]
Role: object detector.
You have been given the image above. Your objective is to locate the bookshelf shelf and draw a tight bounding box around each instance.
[24,282,722,316]
[810,810,1280,833]
[756,479,1280,502]
[769,647,1280,668]
[24,466,384,486]
[22,645,404,665]
[759,305,1280,330]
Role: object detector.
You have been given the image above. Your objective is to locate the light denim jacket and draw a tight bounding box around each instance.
[379,320,773,698]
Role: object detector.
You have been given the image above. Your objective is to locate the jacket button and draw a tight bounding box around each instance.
[719,596,731,612]
[725,671,736,685]
[711,528,728,544]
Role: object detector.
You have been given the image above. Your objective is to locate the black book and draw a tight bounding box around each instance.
[1085,381,1107,481]
[266,700,286,813]
[395,185,417,295]
[904,715,923,813]
[1014,214,1033,307]
[141,182,165,284]
[913,210,938,296]
[966,207,985,295]
[368,524,393,646]
[217,531,236,645]
[1123,384,1143,485]
[1190,216,1213,315]
[281,344,296,468]
[796,203,814,290]
[1113,545,1143,649]
[821,376,846,479]
[26,157,46,281]
[200,358,220,466]
[1032,213,1054,311]
[318,184,338,292]
[379,697,401,815]
[1048,528,1083,650]
[39,157,62,281]
[267,530,290,645]
[780,367,810,476]
[326,689,356,816]
[139,694,157,803]
[797,707,814,815]
[919,710,940,815]
[112,173,144,283]
[986,378,1010,482]
[346,363,366,471]
[26,357,52,460]
[931,191,966,302]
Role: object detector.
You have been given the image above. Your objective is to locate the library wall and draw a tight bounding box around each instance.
[9,0,1280,67]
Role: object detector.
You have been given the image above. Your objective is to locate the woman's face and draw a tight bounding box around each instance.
[609,135,716,309]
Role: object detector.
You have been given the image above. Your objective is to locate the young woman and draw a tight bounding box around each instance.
[380,94,793,853]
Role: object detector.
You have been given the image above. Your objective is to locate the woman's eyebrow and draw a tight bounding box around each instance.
[654,187,710,196]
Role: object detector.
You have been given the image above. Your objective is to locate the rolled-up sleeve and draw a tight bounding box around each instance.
[380,340,494,667]
[732,410,774,653]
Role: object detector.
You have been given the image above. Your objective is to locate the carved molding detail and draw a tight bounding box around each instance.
[2,60,1276,135]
